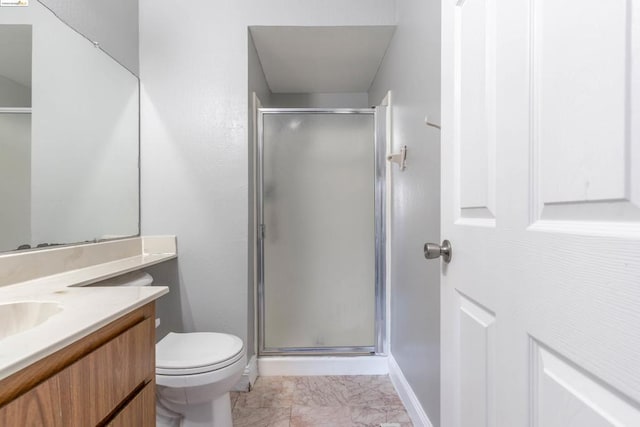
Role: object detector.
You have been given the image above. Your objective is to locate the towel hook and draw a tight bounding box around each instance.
[387,145,407,171]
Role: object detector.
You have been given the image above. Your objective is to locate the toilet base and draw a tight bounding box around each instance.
[157,392,233,427]
[156,396,182,427]
[183,392,233,427]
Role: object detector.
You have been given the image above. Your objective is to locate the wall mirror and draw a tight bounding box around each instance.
[0,2,139,253]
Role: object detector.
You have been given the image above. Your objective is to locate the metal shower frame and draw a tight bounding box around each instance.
[256,107,387,356]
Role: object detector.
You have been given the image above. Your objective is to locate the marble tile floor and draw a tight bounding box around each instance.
[231,375,413,427]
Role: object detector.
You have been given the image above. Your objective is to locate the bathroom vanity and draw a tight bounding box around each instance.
[0,236,176,426]
[0,1,175,423]
[0,303,155,426]
[0,2,174,424]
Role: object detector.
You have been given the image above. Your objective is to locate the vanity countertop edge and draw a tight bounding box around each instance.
[0,235,176,381]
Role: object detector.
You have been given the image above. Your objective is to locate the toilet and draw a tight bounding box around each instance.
[155,332,246,427]
[104,271,246,427]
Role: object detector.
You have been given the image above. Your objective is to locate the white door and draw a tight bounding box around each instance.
[441,0,640,426]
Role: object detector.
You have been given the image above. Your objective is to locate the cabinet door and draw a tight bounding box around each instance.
[107,381,155,427]
[59,316,154,425]
[0,376,63,427]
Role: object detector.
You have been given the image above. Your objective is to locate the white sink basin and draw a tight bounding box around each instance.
[0,301,63,340]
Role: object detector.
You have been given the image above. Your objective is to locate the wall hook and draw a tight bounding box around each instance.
[387,145,407,171]
[424,115,441,130]
[426,120,441,130]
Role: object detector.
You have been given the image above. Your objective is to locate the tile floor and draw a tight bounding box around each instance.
[231,375,413,427]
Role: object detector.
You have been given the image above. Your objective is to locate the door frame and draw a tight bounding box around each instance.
[256,107,387,356]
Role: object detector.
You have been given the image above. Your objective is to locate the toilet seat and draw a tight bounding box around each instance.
[156,332,245,375]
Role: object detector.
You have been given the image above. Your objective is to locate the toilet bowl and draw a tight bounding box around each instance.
[99,271,246,427]
[155,332,246,427]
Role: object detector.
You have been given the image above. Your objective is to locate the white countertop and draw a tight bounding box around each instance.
[0,281,168,380]
[0,237,176,381]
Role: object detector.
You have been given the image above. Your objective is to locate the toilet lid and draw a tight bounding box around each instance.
[156,332,245,375]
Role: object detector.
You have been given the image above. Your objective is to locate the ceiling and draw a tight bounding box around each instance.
[0,25,32,87]
[250,26,395,94]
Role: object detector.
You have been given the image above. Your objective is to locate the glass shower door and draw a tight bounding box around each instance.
[259,110,380,353]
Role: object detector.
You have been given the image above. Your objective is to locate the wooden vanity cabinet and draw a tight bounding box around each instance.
[0,303,156,426]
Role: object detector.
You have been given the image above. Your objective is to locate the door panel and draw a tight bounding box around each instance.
[530,0,640,230]
[442,0,640,426]
[532,341,640,427]
[457,0,497,223]
[459,293,495,427]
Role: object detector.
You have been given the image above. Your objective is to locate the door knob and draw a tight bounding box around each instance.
[424,240,452,263]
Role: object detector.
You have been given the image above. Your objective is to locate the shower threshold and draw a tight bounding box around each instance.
[257,353,389,376]
[259,346,376,357]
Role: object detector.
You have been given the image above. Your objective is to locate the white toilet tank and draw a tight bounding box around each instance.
[93,271,160,327]
[92,270,154,287]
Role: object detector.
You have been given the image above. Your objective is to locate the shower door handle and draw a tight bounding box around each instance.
[424,240,452,263]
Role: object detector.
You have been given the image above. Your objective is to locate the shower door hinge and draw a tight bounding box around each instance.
[258,224,266,240]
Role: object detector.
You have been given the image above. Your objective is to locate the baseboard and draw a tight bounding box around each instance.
[233,354,259,391]
[258,355,389,376]
[388,354,434,427]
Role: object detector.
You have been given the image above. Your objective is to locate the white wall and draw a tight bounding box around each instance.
[269,92,369,108]
[0,24,32,107]
[0,75,30,108]
[247,30,271,358]
[0,114,31,251]
[29,3,139,246]
[369,0,441,424]
[139,0,396,355]
[1,3,139,248]
[38,0,139,75]
[0,26,31,249]
[249,32,272,109]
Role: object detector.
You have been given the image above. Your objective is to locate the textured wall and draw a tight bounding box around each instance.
[139,0,396,361]
[369,0,442,424]
[37,0,139,75]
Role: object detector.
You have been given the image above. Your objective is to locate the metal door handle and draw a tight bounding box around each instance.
[424,240,452,263]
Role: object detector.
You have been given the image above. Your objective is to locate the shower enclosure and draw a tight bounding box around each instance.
[257,108,386,355]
